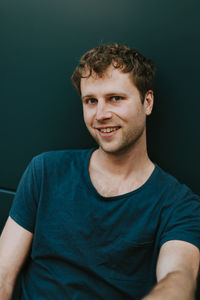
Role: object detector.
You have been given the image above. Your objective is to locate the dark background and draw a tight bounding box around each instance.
[0,0,200,296]
[1,0,200,224]
[1,0,200,234]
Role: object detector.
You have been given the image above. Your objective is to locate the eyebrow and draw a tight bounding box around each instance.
[81,94,95,100]
[81,92,128,100]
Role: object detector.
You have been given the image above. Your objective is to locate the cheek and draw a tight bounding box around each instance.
[116,106,137,121]
[113,106,130,119]
[83,108,93,125]
[121,106,146,125]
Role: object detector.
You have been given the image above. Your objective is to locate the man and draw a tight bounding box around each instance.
[0,44,200,299]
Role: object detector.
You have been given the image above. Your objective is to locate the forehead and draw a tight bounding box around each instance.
[80,65,136,97]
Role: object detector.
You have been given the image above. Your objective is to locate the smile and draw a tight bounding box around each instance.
[98,127,120,133]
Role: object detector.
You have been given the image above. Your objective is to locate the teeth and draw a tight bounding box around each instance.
[100,127,119,133]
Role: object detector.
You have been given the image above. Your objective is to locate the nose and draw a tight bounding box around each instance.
[95,101,112,121]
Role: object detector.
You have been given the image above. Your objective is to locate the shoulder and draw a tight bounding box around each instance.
[154,164,199,202]
[29,148,94,175]
[155,166,200,249]
[32,148,93,164]
[152,164,200,225]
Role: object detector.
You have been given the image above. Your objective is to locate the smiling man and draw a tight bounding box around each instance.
[0,44,200,300]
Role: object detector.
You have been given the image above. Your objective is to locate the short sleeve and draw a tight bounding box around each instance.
[9,155,42,233]
[160,186,200,249]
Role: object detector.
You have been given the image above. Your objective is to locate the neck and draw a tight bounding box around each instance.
[92,134,153,179]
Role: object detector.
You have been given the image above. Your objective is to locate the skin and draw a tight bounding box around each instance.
[142,240,199,299]
[0,217,33,299]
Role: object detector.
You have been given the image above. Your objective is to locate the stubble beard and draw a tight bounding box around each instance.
[88,124,146,156]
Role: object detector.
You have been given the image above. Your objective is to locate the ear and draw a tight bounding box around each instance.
[144,90,154,116]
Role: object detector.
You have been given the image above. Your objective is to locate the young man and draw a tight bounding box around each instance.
[0,44,200,299]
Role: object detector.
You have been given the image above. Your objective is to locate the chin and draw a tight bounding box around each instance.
[99,144,129,155]
[98,137,142,155]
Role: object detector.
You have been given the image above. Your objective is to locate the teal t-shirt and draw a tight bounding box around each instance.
[10,149,200,299]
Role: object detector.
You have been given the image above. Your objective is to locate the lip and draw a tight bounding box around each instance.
[95,126,121,130]
[96,126,121,138]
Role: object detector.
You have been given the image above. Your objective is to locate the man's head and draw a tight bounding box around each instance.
[71,43,155,102]
[71,43,155,155]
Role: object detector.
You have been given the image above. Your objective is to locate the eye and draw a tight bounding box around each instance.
[111,96,122,101]
[85,98,97,104]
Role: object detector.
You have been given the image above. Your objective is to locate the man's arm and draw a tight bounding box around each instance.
[142,240,200,300]
[0,217,33,299]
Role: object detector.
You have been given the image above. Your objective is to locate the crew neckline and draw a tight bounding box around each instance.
[84,148,159,201]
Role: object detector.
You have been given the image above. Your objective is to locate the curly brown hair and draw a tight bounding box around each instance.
[71,43,155,102]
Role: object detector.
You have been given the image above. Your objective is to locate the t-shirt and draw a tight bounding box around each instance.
[10,148,200,300]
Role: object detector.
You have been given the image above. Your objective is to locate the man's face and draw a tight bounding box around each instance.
[80,65,153,155]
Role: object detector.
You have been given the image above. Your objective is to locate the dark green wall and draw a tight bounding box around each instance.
[0,0,200,214]
[0,1,200,298]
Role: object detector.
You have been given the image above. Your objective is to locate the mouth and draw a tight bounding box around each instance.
[95,126,121,137]
[98,126,120,133]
